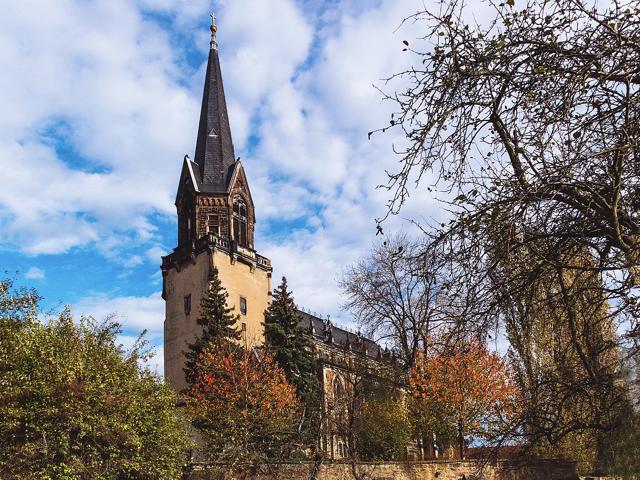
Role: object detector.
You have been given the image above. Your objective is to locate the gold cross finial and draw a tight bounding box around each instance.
[210,11,218,50]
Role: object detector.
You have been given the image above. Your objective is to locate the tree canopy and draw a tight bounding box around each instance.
[340,234,451,368]
[263,277,320,450]
[410,339,520,459]
[184,266,240,387]
[264,277,319,398]
[0,279,191,479]
[379,0,640,341]
[185,340,299,463]
[375,0,640,460]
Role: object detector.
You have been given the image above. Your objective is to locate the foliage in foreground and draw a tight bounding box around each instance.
[185,340,300,463]
[597,401,640,479]
[375,0,640,469]
[0,279,191,479]
[410,339,520,459]
[354,394,412,461]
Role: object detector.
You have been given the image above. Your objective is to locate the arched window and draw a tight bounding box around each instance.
[333,377,345,402]
[232,196,248,247]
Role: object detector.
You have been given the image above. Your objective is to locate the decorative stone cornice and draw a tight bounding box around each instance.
[161,232,272,276]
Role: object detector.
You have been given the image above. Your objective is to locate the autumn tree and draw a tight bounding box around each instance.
[185,340,299,463]
[263,276,320,443]
[184,266,240,386]
[491,240,625,472]
[0,279,191,479]
[410,340,520,459]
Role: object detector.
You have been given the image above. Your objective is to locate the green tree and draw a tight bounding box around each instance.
[597,400,640,479]
[263,277,320,448]
[354,395,412,461]
[184,266,240,387]
[0,279,191,479]
[263,277,318,397]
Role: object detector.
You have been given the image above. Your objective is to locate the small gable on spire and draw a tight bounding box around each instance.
[227,160,255,217]
[175,155,201,205]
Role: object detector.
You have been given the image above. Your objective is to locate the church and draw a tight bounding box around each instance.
[161,15,429,461]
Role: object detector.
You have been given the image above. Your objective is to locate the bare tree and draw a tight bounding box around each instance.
[340,234,451,368]
[371,0,640,464]
[376,0,640,340]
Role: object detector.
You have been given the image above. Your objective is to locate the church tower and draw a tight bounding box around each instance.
[162,14,272,391]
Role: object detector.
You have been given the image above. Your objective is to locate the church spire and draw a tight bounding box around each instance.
[193,11,236,192]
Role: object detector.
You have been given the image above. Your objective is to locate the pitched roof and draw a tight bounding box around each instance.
[193,28,236,193]
[296,310,389,361]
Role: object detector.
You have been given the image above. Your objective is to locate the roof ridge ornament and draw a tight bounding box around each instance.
[210,12,218,51]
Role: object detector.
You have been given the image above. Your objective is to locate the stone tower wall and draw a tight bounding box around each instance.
[163,245,271,392]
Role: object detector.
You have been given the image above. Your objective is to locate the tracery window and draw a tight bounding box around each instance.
[232,196,248,247]
[333,377,346,403]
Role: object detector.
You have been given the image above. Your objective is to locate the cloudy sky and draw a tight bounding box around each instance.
[0,0,441,373]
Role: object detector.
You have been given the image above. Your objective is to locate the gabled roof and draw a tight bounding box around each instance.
[175,156,201,204]
[297,310,388,361]
[193,26,236,193]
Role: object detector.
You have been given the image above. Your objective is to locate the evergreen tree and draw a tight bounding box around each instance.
[263,277,318,398]
[184,266,240,386]
[264,278,321,451]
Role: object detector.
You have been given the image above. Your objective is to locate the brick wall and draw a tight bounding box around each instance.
[190,459,578,480]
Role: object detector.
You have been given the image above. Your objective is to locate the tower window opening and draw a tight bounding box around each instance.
[184,294,191,316]
[207,214,220,236]
[232,196,248,247]
[239,296,247,315]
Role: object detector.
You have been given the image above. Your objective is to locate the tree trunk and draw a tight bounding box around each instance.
[458,421,464,459]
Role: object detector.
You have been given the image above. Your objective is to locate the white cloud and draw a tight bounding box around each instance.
[74,291,164,338]
[146,246,168,264]
[233,0,439,324]
[25,266,45,280]
[2,0,446,341]
[219,0,313,149]
[0,0,196,255]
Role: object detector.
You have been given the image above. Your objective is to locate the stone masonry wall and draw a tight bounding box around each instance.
[190,459,578,480]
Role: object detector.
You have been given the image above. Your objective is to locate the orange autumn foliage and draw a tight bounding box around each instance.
[185,341,299,460]
[410,340,521,458]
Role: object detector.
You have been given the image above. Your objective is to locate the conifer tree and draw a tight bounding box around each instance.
[184,266,240,386]
[263,277,318,398]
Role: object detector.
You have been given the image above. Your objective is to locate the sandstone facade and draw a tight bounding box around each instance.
[190,459,578,480]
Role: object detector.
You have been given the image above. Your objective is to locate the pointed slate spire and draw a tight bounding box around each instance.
[193,12,236,192]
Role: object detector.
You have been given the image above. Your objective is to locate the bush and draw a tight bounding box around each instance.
[354,395,412,461]
[0,280,191,479]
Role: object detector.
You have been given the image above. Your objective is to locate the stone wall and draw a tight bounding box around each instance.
[190,459,578,480]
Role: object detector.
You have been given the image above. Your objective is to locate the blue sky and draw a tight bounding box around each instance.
[0,0,440,373]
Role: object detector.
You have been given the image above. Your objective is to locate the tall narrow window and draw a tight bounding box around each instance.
[232,196,248,247]
[184,294,191,316]
[207,214,220,236]
[239,296,247,316]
